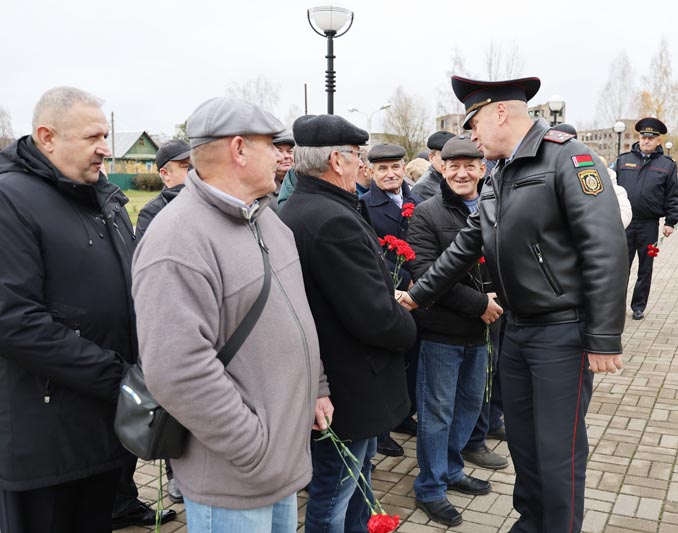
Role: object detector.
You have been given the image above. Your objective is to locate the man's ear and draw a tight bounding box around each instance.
[328,150,343,174]
[34,125,56,153]
[496,102,508,125]
[230,136,247,166]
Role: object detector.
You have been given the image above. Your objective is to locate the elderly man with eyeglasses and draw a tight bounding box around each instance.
[279,114,417,533]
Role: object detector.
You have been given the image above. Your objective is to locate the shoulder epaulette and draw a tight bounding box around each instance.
[543,130,575,144]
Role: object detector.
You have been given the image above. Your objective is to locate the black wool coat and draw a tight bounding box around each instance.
[0,137,136,491]
[360,180,422,289]
[279,174,417,440]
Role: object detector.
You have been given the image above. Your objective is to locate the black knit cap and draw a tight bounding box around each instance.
[293,114,368,147]
[426,130,455,151]
[635,117,667,136]
[367,142,406,163]
[451,75,541,129]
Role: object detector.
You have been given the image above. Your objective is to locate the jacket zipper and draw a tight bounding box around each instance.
[44,379,53,404]
[492,164,512,310]
[532,243,564,296]
[271,270,313,433]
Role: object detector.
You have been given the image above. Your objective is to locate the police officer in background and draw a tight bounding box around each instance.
[399,75,628,533]
[411,130,455,200]
[615,117,678,320]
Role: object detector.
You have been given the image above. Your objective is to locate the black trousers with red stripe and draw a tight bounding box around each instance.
[500,318,592,533]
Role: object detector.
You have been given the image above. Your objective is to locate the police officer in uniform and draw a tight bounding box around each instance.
[615,117,678,320]
[399,76,628,533]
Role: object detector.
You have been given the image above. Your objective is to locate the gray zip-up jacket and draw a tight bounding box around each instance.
[132,170,327,509]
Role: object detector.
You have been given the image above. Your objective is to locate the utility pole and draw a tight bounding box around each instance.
[110,112,116,175]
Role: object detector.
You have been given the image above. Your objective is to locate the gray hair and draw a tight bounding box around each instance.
[32,86,104,133]
[294,145,354,177]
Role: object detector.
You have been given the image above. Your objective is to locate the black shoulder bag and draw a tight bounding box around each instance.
[114,226,271,460]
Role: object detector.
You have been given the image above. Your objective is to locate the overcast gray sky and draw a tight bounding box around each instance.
[2,0,676,138]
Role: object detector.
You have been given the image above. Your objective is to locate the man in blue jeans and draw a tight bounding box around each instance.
[280,114,416,532]
[407,136,504,526]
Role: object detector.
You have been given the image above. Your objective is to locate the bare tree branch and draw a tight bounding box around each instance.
[225,76,280,113]
[382,86,431,161]
[596,52,636,124]
[0,106,14,149]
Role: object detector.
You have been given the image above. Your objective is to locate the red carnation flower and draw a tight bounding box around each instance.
[401,202,415,219]
[478,256,486,264]
[367,513,400,533]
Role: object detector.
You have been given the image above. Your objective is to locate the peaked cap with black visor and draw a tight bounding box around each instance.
[452,75,541,129]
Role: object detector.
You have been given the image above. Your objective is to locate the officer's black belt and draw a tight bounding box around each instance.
[511,307,584,326]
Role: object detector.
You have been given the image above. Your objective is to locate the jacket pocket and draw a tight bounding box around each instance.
[50,302,86,335]
[512,176,546,189]
[531,243,564,296]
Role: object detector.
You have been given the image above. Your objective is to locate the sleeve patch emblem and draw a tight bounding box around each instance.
[578,169,603,196]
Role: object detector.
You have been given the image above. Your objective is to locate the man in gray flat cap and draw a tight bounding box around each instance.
[280,115,416,533]
[132,97,332,533]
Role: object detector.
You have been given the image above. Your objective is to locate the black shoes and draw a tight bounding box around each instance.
[416,498,462,527]
[393,416,418,436]
[632,309,645,320]
[447,474,491,496]
[377,434,404,457]
[111,501,177,530]
[167,477,184,503]
[488,425,507,441]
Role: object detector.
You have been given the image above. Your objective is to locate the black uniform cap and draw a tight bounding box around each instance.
[635,117,667,136]
[156,140,191,169]
[367,142,406,163]
[427,131,455,151]
[293,114,368,147]
[451,75,541,129]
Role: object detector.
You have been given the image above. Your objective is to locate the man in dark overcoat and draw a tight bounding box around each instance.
[279,115,416,533]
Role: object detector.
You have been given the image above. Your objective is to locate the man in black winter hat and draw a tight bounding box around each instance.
[280,115,417,533]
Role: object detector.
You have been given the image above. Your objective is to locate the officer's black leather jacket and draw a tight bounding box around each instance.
[409,119,628,354]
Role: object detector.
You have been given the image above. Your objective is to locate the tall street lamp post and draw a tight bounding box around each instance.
[307,6,354,115]
[548,95,564,126]
[666,141,673,157]
[613,121,626,157]
[347,103,391,144]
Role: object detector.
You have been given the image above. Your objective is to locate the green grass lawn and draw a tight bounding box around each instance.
[124,190,157,227]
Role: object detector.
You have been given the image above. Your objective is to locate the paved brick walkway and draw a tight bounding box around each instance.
[124,228,678,533]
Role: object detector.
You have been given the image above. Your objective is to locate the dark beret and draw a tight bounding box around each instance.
[156,140,191,169]
[273,129,295,146]
[441,136,483,160]
[427,130,456,151]
[635,117,667,136]
[451,75,541,129]
[367,142,406,163]
[293,114,369,147]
